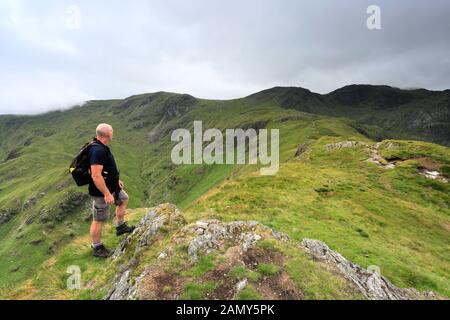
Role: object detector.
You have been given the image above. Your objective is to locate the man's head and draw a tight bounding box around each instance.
[96,123,114,144]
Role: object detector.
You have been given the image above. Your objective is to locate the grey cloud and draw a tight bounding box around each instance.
[0,0,449,114]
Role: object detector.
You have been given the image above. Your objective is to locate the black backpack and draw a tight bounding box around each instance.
[69,140,98,186]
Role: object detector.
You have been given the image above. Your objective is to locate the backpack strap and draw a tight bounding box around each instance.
[86,138,103,151]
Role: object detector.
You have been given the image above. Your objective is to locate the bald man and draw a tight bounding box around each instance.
[88,123,135,258]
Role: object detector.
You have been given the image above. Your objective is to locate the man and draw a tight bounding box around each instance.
[89,123,135,258]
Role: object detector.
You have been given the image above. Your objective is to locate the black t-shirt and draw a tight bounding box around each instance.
[88,139,120,197]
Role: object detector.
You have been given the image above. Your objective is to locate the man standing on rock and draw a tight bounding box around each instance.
[89,123,135,258]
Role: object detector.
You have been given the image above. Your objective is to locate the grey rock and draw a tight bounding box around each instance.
[25,213,36,225]
[324,139,398,171]
[272,229,290,241]
[23,197,37,210]
[106,204,186,300]
[325,140,368,151]
[240,233,262,252]
[384,163,396,169]
[366,143,396,169]
[107,265,150,300]
[157,251,168,260]
[418,168,448,183]
[106,270,133,300]
[0,207,19,224]
[105,203,437,301]
[235,279,248,293]
[184,220,270,262]
[301,238,436,300]
[383,142,400,149]
[295,140,313,157]
[105,206,290,299]
[112,203,185,260]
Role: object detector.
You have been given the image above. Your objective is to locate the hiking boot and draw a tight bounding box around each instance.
[116,222,136,236]
[92,244,112,258]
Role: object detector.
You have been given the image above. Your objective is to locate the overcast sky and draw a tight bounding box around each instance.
[0,0,449,114]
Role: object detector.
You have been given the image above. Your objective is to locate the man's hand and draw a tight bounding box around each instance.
[119,180,125,189]
[104,193,114,205]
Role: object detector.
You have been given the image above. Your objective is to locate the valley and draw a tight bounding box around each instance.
[0,85,448,299]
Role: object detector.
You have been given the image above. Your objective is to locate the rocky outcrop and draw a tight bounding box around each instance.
[366,143,396,169]
[155,94,197,118]
[302,239,437,300]
[418,168,449,183]
[325,140,396,169]
[325,140,413,170]
[106,204,295,300]
[180,219,289,262]
[4,148,21,161]
[38,192,89,224]
[325,140,369,151]
[147,120,180,143]
[295,140,314,157]
[0,207,20,224]
[112,203,186,260]
[105,203,438,301]
[107,204,186,299]
[326,139,449,184]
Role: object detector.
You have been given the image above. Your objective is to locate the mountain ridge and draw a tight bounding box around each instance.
[2,83,447,146]
[243,84,450,146]
[0,85,448,299]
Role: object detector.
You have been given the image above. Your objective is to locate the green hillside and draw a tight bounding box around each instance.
[0,86,449,299]
[246,85,450,146]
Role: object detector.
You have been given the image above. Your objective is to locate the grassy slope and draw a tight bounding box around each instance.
[185,136,450,296]
[0,102,149,286]
[0,93,298,289]
[0,91,448,298]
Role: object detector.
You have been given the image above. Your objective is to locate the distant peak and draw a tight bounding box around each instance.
[245,86,315,98]
[327,84,398,94]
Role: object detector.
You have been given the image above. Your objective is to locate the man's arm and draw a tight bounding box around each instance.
[91,165,114,204]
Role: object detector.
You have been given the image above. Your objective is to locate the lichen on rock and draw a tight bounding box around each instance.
[180,220,279,262]
[112,203,186,260]
[105,203,438,300]
[325,140,369,151]
[301,238,437,300]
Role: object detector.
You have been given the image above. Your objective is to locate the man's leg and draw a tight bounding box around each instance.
[90,220,103,244]
[114,190,135,235]
[115,197,128,226]
[91,197,112,257]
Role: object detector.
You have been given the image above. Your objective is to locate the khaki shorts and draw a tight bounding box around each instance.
[92,189,129,222]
